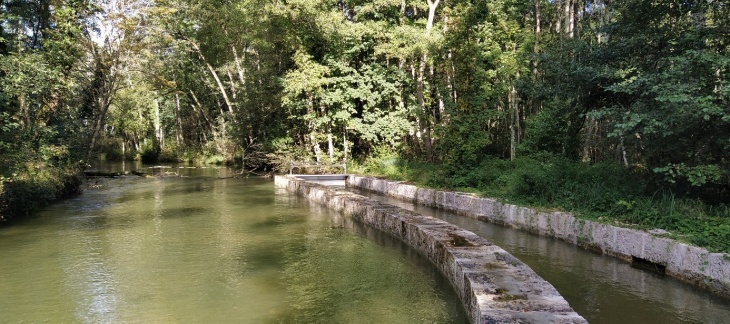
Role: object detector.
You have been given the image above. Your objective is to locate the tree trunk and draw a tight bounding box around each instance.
[226,69,237,100]
[582,115,597,162]
[85,42,119,161]
[416,55,432,158]
[327,126,334,162]
[565,0,574,38]
[534,0,541,77]
[232,44,247,85]
[555,0,562,33]
[154,98,163,148]
[87,111,105,160]
[0,0,5,55]
[618,135,628,166]
[415,0,440,160]
[188,90,214,129]
[310,132,321,163]
[175,93,184,146]
[509,86,519,160]
[305,93,321,162]
[190,40,235,115]
[447,49,457,106]
[426,0,440,30]
[87,95,113,161]
[19,95,29,128]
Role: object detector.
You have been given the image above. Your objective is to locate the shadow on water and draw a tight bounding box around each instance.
[249,217,286,229]
[68,214,139,231]
[161,182,211,195]
[248,212,310,229]
[236,245,289,274]
[110,187,156,204]
[157,206,210,220]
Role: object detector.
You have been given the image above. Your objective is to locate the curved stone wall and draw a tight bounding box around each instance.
[276,175,586,323]
[347,175,730,299]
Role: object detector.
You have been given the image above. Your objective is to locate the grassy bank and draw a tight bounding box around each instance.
[351,154,730,254]
[0,163,83,224]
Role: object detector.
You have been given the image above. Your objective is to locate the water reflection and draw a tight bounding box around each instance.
[0,176,467,323]
[87,160,235,178]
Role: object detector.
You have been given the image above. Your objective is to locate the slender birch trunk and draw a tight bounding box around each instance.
[190,40,235,115]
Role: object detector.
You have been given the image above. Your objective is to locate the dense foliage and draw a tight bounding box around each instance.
[1,0,728,249]
[0,0,95,220]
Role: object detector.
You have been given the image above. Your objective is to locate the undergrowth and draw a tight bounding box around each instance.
[0,162,83,223]
[354,153,730,253]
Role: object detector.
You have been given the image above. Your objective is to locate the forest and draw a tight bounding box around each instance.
[1,0,729,250]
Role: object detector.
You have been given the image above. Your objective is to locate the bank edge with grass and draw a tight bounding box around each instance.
[0,166,83,225]
[354,154,730,254]
[347,175,730,299]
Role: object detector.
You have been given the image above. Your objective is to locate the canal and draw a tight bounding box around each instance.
[350,187,730,324]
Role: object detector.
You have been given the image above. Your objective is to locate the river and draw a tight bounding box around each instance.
[0,166,467,323]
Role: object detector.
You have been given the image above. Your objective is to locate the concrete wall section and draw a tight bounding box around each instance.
[347,175,730,299]
[277,176,586,324]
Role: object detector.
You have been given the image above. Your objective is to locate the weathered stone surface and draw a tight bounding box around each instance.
[279,175,586,323]
[346,175,730,299]
[416,187,436,207]
[396,182,418,201]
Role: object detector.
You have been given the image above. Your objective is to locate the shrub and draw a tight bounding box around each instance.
[98,138,124,161]
[0,162,82,223]
[139,141,160,164]
[158,145,179,163]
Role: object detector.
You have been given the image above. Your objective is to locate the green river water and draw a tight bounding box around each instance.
[0,167,467,323]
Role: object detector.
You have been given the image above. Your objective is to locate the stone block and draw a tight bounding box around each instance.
[641,235,673,265]
[435,191,446,209]
[453,194,473,215]
[399,183,418,201]
[416,188,436,207]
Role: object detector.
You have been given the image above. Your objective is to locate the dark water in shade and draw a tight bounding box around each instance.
[0,169,468,323]
[351,188,730,324]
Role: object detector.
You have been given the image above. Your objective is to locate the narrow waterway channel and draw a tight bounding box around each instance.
[0,168,467,323]
[350,187,730,324]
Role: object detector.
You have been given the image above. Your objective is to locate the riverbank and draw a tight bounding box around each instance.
[347,175,730,299]
[0,165,83,225]
[353,156,730,254]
